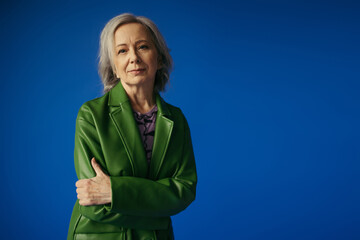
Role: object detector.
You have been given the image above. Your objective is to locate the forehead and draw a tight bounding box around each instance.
[114,23,152,43]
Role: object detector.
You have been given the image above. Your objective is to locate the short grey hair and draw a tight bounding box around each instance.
[98,13,173,93]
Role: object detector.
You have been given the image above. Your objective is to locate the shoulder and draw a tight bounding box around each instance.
[160,98,183,118]
[162,100,190,129]
[165,102,182,116]
[77,93,110,121]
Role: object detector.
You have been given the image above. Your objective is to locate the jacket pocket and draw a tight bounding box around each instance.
[75,232,125,240]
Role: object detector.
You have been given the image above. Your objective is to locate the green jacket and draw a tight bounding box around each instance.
[67,82,197,240]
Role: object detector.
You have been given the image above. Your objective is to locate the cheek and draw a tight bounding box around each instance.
[143,51,158,68]
[114,59,126,73]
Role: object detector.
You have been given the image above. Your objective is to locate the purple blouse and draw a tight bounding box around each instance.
[133,105,158,164]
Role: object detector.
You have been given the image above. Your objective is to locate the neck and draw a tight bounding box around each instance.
[121,81,156,114]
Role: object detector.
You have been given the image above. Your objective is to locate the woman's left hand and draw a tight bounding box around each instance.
[76,157,112,206]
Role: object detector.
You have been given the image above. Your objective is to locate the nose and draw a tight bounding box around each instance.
[129,49,141,64]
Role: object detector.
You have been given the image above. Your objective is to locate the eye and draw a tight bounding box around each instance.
[117,49,126,54]
[139,45,149,50]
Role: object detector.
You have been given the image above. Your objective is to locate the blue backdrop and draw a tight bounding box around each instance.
[1,0,359,239]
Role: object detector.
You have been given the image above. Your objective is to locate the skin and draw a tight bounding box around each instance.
[113,22,161,114]
[76,23,160,206]
[76,158,112,206]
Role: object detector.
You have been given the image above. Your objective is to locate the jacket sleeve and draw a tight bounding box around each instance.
[108,114,197,217]
[75,104,197,221]
[74,104,128,225]
[74,104,170,228]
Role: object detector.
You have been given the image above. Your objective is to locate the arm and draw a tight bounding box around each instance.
[74,105,169,229]
[75,104,197,220]
[108,117,197,217]
[74,105,121,223]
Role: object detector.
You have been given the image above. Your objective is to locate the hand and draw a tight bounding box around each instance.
[76,157,112,206]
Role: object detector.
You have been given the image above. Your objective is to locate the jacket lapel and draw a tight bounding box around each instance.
[108,82,148,177]
[149,95,174,179]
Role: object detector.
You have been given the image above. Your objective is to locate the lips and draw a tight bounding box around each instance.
[129,68,145,74]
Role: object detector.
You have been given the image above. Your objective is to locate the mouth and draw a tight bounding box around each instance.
[129,68,146,74]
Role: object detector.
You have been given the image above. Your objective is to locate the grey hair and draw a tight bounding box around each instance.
[98,13,173,93]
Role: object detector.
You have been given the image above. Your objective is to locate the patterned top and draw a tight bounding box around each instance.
[133,105,158,164]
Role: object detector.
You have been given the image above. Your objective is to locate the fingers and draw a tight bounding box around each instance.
[79,198,106,206]
[91,157,105,177]
[77,188,111,206]
[75,157,111,206]
[76,180,102,193]
[75,179,86,188]
[75,178,95,187]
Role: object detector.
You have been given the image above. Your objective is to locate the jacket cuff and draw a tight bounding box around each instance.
[108,176,122,213]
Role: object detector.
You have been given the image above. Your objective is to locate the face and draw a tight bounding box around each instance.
[113,23,160,91]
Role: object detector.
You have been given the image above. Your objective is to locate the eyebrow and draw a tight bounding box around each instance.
[115,40,150,48]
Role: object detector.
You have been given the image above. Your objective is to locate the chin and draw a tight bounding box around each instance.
[122,79,154,88]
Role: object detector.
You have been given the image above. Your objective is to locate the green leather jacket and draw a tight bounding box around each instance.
[67,82,197,240]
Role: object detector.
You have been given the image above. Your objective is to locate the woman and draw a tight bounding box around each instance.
[67,13,197,240]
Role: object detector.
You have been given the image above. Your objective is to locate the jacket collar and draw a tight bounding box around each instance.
[108,81,171,117]
[108,82,173,179]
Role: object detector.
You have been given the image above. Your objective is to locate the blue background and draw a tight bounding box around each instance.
[1,0,359,239]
